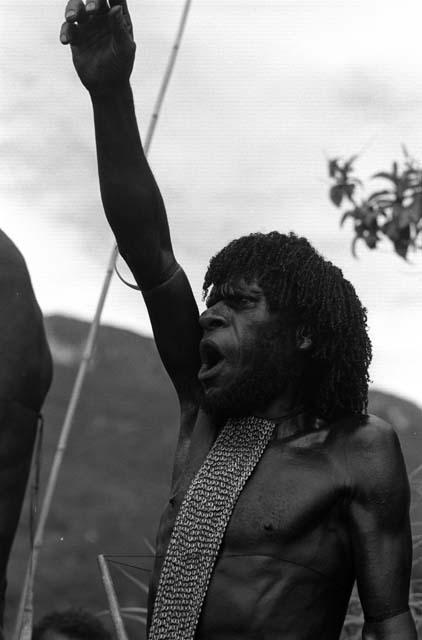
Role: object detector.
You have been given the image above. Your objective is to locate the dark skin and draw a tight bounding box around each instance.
[0,230,52,630]
[61,4,416,637]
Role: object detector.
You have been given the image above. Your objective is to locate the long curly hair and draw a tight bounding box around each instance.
[202,231,372,420]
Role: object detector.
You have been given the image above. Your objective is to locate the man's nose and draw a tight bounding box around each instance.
[199,306,229,331]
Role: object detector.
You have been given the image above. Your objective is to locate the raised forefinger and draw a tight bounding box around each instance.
[65,0,87,23]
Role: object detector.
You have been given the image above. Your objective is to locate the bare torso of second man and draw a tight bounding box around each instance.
[148,410,359,640]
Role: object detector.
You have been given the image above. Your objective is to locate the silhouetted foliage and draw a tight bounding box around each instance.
[328,147,422,259]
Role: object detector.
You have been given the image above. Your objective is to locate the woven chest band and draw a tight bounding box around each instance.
[148,415,276,640]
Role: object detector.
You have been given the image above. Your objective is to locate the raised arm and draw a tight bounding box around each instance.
[60,0,201,404]
[346,416,417,640]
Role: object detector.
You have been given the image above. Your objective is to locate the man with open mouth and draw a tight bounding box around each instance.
[61,1,416,638]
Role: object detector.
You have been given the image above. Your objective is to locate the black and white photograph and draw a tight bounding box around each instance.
[2,1,422,638]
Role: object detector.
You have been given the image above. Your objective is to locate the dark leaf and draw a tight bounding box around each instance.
[344,183,356,198]
[390,203,414,229]
[344,154,358,171]
[393,239,409,259]
[362,209,379,230]
[329,185,344,207]
[383,219,400,242]
[367,189,393,203]
[351,235,360,259]
[374,199,395,212]
[328,158,338,178]
[372,171,400,184]
[397,209,413,229]
[354,222,365,235]
[365,234,378,249]
[340,210,356,227]
[406,194,422,224]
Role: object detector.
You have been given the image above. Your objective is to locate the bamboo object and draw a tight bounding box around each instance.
[97,555,130,640]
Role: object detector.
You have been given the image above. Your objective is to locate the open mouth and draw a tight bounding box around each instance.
[198,340,225,381]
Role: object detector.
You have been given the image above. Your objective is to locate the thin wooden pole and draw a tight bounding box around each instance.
[143,0,192,153]
[97,555,129,640]
[14,1,193,638]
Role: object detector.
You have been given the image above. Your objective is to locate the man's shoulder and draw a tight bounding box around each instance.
[329,412,398,452]
[331,413,408,506]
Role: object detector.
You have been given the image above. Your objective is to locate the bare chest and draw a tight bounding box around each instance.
[158,428,351,578]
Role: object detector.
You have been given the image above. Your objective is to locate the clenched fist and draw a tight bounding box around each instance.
[60,0,136,96]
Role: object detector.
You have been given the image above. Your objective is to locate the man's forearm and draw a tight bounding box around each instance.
[362,610,417,640]
[91,84,175,288]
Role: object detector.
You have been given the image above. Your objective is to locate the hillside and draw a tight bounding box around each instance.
[5,315,422,638]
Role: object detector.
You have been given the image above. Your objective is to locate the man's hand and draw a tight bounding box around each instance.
[60,0,136,96]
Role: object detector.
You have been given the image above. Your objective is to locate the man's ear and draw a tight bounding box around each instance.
[296,326,312,351]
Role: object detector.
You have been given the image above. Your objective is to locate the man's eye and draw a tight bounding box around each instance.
[206,294,253,308]
[231,296,252,307]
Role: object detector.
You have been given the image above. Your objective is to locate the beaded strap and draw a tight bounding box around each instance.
[148,415,276,640]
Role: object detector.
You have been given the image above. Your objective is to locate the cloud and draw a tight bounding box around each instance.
[335,66,422,121]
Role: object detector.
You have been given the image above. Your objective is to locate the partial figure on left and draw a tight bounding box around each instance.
[0,229,53,636]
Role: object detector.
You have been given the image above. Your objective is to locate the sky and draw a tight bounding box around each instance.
[1,0,422,405]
